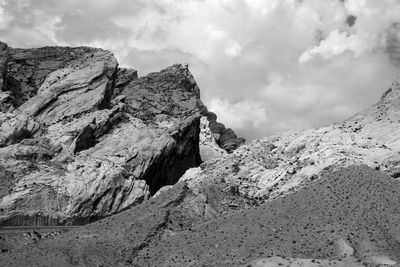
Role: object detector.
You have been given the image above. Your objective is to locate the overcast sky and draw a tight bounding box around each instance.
[1,0,400,141]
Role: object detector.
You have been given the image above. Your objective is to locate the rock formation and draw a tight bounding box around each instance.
[180,77,400,203]
[201,109,245,153]
[1,40,400,266]
[199,116,227,161]
[0,42,243,226]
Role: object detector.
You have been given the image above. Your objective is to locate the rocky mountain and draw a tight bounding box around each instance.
[0,41,243,226]
[1,41,400,266]
[179,77,400,203]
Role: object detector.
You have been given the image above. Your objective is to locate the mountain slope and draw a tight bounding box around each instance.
[179,77,400,203]
[1,165,399,266]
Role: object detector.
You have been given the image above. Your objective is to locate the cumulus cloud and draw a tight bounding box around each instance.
[299,30,366,63]
[0,0,400,141]
[300,0,400,64]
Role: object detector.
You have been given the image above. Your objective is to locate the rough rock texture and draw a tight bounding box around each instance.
[0,42,8,92]
[199,116,227,161]
[180,77,400,202]
[0,41,246,226]
[0,42,10,112]
[3,40,400,266]
[202,109,245,153]
[2,165,400,266]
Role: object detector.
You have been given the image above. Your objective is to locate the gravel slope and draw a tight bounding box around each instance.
[1,165,400,266]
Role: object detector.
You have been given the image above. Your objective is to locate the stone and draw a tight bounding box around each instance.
[180,77,400,201]
[0,41,9,92]
[0,40,243,226]
[199,116,227,161]
[18,49,118,121]
[0,41,244,226]
[5,46,107,108]
[201,109,245,153]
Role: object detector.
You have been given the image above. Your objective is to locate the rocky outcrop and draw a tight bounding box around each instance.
[201,109,245,153]
[199,116,227,161]
[0,42,10,112]
[180,77,400,202]
[0,41,245,226]
[0,42,8,92]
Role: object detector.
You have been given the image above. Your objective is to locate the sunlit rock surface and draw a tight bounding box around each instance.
[3,40,400,267]
[199,116,227,161]
[0,42,243,226]
[181,77,400,201]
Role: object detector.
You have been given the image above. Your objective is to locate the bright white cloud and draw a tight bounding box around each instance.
[299,0,400,64]
[1,0,400,141]
[299,30,367,63]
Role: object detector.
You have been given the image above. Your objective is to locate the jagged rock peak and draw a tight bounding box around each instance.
[0,41,242,226]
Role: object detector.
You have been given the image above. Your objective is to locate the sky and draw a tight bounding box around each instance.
[0,0,400,141]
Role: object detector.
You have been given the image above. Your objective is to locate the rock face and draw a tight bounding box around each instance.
[199,116,227,161]
[181,77,400,202]
[201,109,245,153]
[0,42,243,226]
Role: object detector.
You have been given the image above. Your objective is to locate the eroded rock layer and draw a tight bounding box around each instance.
[0,42,243,226]
[201,109,245,153]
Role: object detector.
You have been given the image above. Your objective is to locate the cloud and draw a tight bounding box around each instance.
[209,98,269,141]
[299,30,366,63]
[1,0,400,141]
[299,0,400,64]
[121,47,205,76]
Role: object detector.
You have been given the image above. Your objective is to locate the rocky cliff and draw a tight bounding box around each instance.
[0,41,243,226]
[1,41,400,267]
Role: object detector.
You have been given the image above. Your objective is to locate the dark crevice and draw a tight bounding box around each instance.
[99,65,119,110]
[140,117,201,195]
[73,124,96,154]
